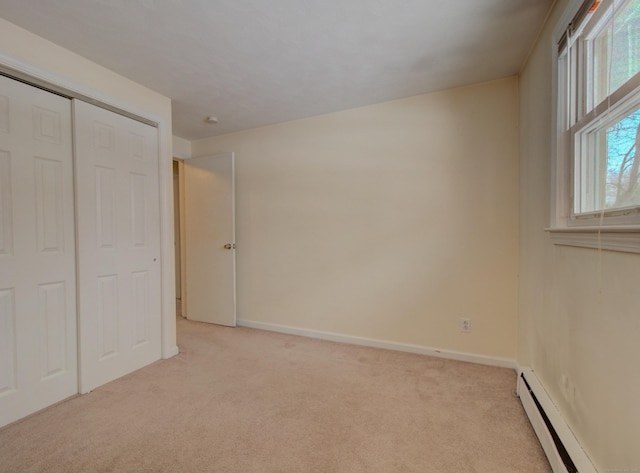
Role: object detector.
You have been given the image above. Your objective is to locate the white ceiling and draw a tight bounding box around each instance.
[0,0,552,140]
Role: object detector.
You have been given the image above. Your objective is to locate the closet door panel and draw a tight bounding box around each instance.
[74,100,161,393]
[0,75,77,428]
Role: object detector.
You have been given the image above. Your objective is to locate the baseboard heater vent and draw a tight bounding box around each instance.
[517,368,597,473]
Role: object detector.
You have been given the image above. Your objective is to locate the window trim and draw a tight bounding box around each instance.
[547,225,640,253]
[547,0,640,253]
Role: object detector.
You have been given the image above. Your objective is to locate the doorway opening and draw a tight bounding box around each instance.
[173,159,186,318]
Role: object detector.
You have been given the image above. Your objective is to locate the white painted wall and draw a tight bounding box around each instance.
[0,17,178,359]
[192,77,519,360]
[519,1,640,470]
[173,135,192,159]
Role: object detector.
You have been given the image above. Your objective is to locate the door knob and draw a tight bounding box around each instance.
[224,243,236,250]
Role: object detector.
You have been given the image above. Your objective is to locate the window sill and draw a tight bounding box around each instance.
[546,226,640,254]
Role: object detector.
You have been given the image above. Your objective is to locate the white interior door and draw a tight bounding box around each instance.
[185,153,236,326]
[0,75,77,427]
[74,99,162,393]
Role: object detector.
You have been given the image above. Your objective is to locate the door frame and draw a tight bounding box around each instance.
[0,52,179,363]
[173,158,187,316]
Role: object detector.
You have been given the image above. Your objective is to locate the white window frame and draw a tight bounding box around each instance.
[548,0,640,253]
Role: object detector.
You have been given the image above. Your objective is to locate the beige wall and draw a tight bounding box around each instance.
[0,17,178,358]
[519,1,640,470]
[173,135,192,159]
[192,78,519,360]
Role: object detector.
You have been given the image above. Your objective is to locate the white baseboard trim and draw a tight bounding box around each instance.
[163,345,180,359]
[236,319,517,370]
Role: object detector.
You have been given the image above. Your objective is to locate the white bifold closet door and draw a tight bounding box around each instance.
[74,100,162,394]
[0,75,78,426]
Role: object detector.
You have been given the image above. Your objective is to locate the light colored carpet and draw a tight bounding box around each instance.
[0,318,551,472]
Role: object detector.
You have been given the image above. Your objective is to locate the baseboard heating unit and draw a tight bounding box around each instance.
[517,368,597,473]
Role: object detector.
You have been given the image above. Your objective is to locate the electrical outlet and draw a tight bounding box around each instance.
[460,318,471,333]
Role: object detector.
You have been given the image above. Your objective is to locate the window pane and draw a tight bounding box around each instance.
[592,0,640,106]
[605,107,640,209]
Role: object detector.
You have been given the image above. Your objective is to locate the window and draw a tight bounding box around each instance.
[551,0,640,252]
